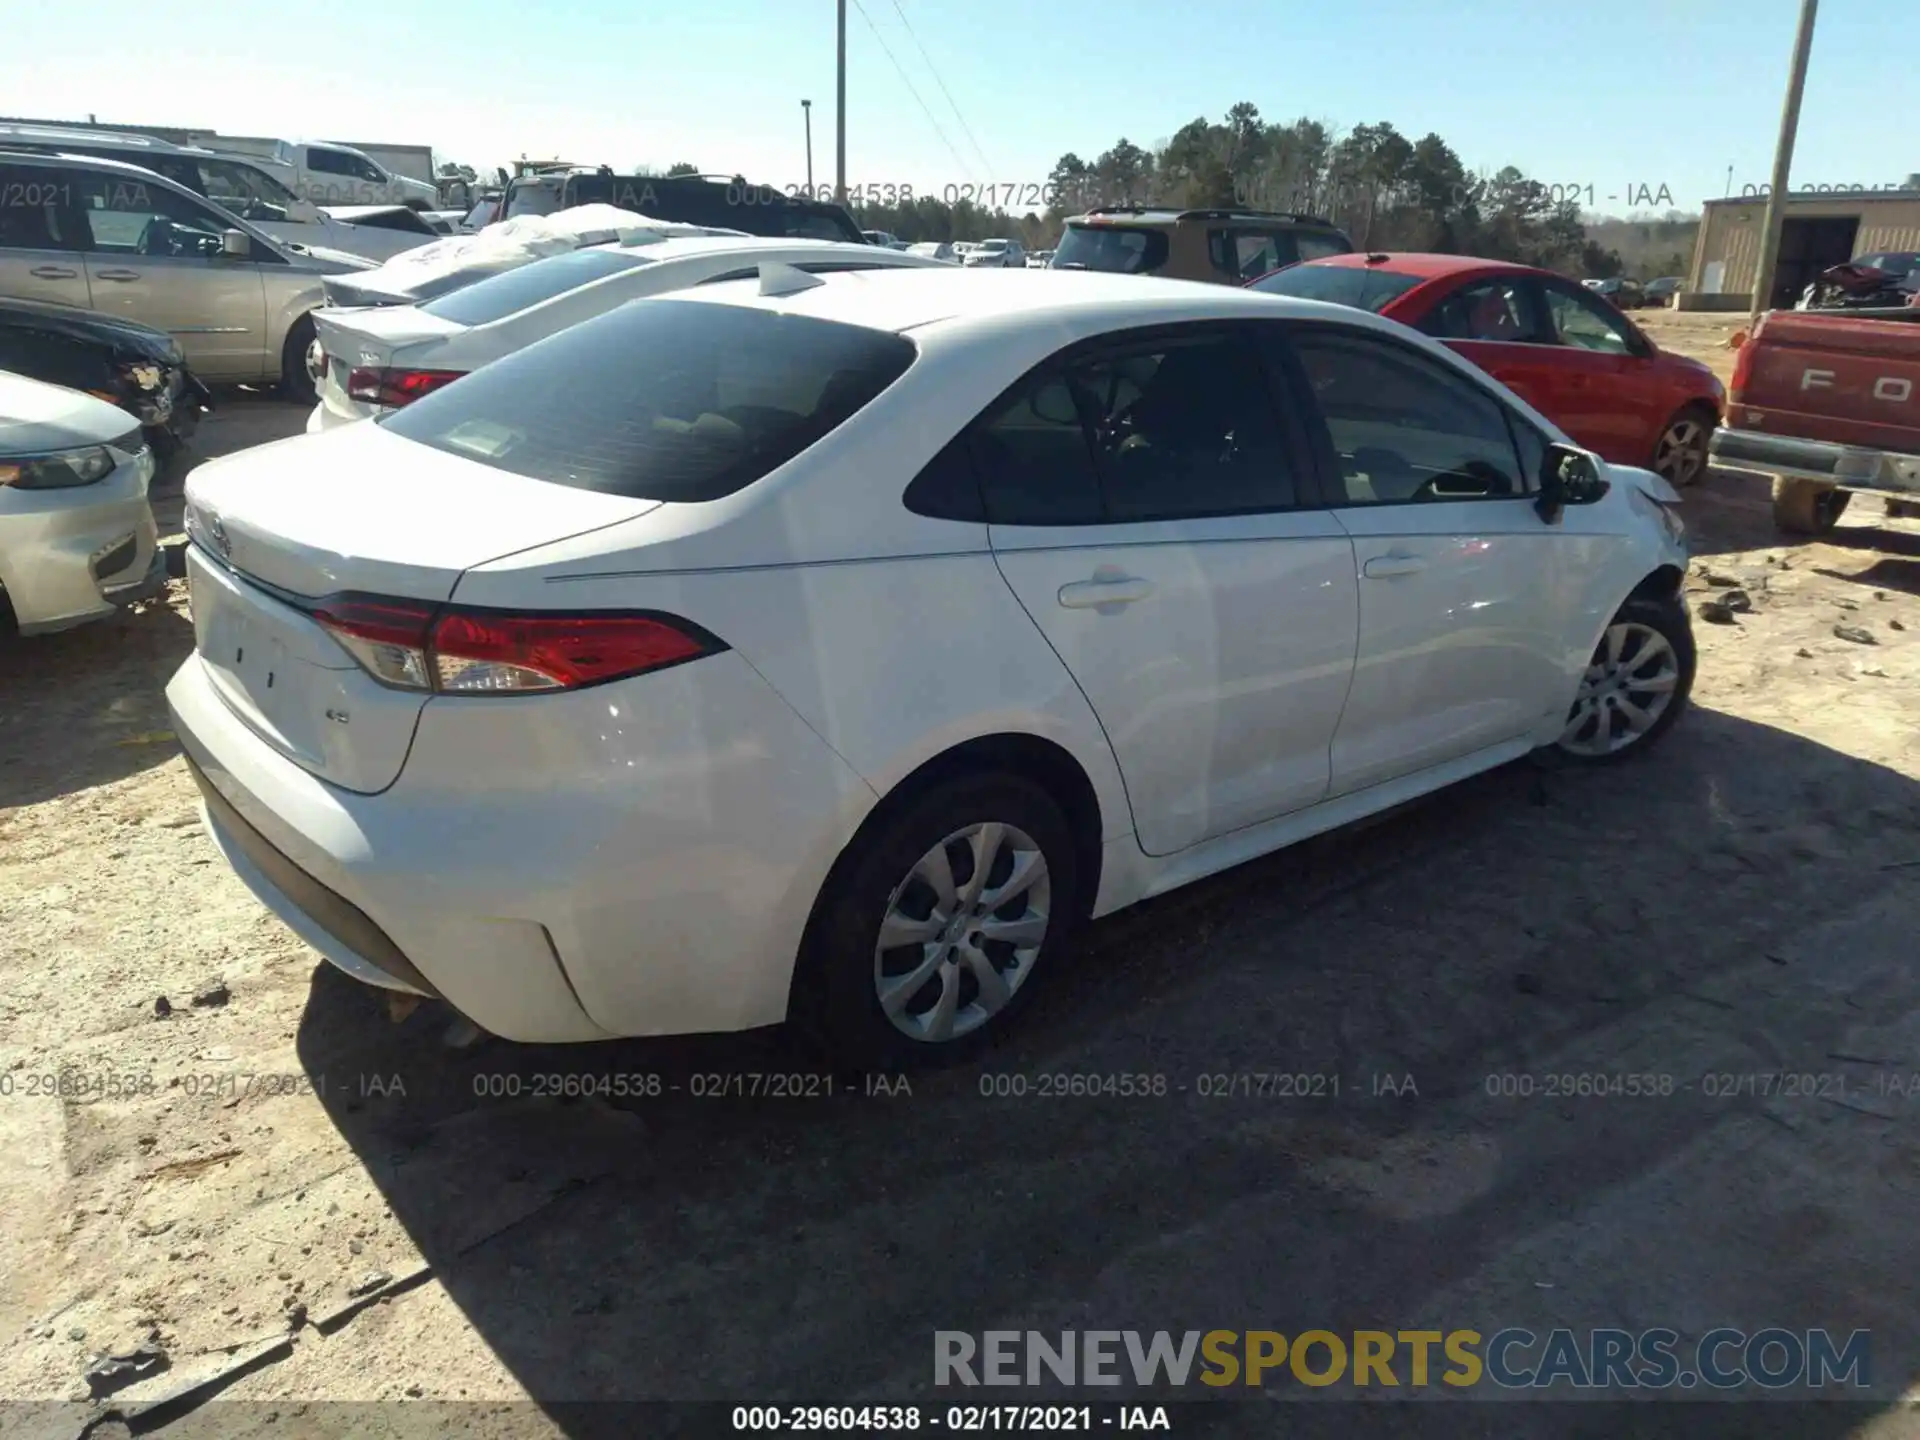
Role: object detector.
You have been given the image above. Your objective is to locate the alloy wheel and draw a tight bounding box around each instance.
[1653,418,1708,487]
[873,822,1051,1044]
[1560,622,1681,757]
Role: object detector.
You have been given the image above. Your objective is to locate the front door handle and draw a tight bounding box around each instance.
[1058,576,1154,609]
[93,269,141,283]
[1362,554,1428,579]
[30,265,78,279]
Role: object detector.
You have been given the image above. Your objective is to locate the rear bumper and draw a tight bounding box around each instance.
[1711,426,1920,495]
[165,644,878,1044]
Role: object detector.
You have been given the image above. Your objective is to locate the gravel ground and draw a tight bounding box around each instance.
[6,333,1920,1438]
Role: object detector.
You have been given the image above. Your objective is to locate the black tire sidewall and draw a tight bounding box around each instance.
[805,774,1080,1070]
[281,316,319,406]
[1555,596,1696,764]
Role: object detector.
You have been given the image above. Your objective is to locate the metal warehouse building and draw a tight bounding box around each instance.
[1686,190,1920,309]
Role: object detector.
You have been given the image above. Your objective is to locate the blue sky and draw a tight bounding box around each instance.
[4,0,1910,214]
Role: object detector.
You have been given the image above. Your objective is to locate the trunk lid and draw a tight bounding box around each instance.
[313,307,466,422]
[182,422,661,793]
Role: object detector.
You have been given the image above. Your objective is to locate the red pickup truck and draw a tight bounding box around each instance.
[1710,306,1920,533]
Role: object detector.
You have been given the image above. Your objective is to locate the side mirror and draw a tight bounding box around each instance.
[284,197,321,223]
[220,229,252,259]
[1536,443,1609,523]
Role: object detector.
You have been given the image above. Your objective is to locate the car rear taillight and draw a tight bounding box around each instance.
[345,366,467,407]
[1729,332,1755,406]
[311,594,722,694]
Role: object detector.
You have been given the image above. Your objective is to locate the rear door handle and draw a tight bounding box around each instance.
[30,265,78,279]
[1362,554,1428,579]
[1058,576,1154,609]
[94,269,141,282]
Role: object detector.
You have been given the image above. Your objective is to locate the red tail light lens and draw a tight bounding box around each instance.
[431,611,712,692]
[311,594,721,694]
[345,366,468,407]
[1729,333,1755,406]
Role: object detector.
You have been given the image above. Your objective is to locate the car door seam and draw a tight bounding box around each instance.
[986,541,1144,851]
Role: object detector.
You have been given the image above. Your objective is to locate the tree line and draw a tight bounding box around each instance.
[841,105,1683,279]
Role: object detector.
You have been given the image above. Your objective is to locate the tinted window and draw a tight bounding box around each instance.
[1420,277,1549,342]
[382,300,915,502]
[1296,233,1350,262]
[970,374,1104,525]
[1052,224,1169,275]
[1208,229,1299,282]
[1541,283,1634,355]
[1248,264,1423,312]
[904,433,986,522]
[1289,330,1526,503]
[569,177,863,242]
[419,247,655,325]
[307,148,355,176]
[198,158,294,218]
[1071,332,1296,518]
[69,171,226,256]
[0,165,81,250]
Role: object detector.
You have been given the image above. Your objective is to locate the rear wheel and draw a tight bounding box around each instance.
[1556,597,1695,762]
[280,315,319,406]
[799,774,1079,1069]
[1772,476,1851,535]
[1649,403,1716,487]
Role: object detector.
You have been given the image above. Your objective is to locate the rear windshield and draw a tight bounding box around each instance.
[420,248,656,325]
[1247,264,1424,312]
[382,299,916,502]
[1052,224,1169,275]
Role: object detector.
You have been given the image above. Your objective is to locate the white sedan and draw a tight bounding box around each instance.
[167,268,1693,1066]
[306,236,950,430]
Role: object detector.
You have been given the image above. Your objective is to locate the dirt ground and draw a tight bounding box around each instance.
[7,322,1920,1437]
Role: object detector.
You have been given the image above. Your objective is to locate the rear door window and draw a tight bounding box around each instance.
[381,299,916,502]
[1209,230,1299,282]
[1419,277,1552,343]
[0,164,83,250]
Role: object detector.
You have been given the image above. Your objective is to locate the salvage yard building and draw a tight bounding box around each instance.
[1685,188,1920,309]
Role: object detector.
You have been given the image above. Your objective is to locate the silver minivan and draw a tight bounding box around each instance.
[0,149,371,401]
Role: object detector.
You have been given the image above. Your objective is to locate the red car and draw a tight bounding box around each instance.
[1248,253,1726,487]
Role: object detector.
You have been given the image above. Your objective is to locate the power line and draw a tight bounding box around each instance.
[847,0,979,187]
[887,0,995,181]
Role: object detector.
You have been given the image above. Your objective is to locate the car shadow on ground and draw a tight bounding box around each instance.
[0,597,194,808]
[294,704,1920,1436]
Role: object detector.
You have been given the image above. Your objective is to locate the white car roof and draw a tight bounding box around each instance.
[665,265,1362,336]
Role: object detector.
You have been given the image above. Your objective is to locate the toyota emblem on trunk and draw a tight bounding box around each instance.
[208,513,231,559]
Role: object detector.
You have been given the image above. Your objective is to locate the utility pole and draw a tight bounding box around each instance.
[835,0,848,205]
[802,99,814,193]
[1749,0,1819,328]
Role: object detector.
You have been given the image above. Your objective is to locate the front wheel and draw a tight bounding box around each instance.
[1556,597,1695,762]
[798,774,1080,1069]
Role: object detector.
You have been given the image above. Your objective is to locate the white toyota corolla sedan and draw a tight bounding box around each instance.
[166,267,1693,1066]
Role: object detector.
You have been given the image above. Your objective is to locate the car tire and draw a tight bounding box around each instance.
[1772,476,1852,535]
[280,316,319,406]
[1553,596,1695,763]
[797,773,1080,1070]
[1649,402,1716,488]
